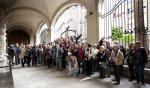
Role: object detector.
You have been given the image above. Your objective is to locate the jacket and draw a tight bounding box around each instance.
[115,50,124,65]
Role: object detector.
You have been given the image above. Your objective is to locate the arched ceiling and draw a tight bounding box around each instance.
[5,0,85,34]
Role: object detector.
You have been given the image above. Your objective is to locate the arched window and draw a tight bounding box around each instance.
[51,4,87,42]
[37,23,49,44]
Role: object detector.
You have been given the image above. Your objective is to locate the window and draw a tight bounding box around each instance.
[51,4,87,42]
[39,23,48,44]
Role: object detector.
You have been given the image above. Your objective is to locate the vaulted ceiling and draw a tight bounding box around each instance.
[0,0,85,34]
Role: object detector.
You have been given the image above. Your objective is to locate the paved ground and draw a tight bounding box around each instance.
[0,71,14,88]
[12,66,150,88]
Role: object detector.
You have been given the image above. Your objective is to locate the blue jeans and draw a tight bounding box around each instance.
[135,63,145,84]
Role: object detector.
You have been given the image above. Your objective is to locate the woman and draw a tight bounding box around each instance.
[97,46,107,78]
[113,44,124,85]
[85,44,94,76]
[126,43,135,81]
[19,43,26,67]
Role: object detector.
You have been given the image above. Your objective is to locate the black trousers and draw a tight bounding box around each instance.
[47,58,53,68]
[114,65,122,84]
[128,63,135,80]
[78,61,82,74]
[99,64,106,78]
[21,59,25,67]
[9,55,14,64]
[32,56,37,66]
[24,56,28,64]
[86,59,93,76]
[82,59,87,75]
[27,56,31,67]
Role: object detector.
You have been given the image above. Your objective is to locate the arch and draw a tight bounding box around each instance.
[51,3,87,42]
[50,1,86,30]
[36,22,49,45]
[6,7,50,24]
[7,23,34,35]
[8,30,30,45]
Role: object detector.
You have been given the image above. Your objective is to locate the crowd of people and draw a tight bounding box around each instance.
[8,36,148,85]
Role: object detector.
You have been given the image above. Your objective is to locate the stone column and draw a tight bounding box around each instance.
[85,0,99,44]
[134,0,146,47]
[0,17,8,73]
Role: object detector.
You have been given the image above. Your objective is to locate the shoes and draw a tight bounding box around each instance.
[112,79,117,81]
[113,83,120,85]
[129,79,133,82]
[142,83,145,86]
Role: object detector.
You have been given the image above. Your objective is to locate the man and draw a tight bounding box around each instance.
[14,43,20,65]
[31,45,38,66]
[37,45,43,65]
[134,41,148,85]
[56,44,64,71]
[26,45,31,67]
[8,44,15,64]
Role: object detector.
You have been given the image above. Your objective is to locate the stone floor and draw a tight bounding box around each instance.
[12,66,150,88]
[0,71,14,88]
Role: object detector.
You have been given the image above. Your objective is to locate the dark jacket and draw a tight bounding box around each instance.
[8,47,15,56]
[134,47,148,64]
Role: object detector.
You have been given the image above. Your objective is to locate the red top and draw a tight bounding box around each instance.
[77,47,83,62]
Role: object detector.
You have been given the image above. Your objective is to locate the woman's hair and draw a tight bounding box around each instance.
[129,43,134,49]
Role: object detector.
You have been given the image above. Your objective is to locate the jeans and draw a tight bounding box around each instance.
[135,63,145,84]
[15,55,20,64]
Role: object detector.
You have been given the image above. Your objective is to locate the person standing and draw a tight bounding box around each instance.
[113,44,124,85]
[56,44,64,71]
[37,45,43,65]
[85,44,94,76]
[19,43,26,67]
[97,46,107,78]
[14,43,20,65]
[31,45,38,67]
[8,44,15,64]
[26,45,31,67]
[77,43,84,74]
[134,41,148,85]
[126,43,135,81]
[45,45,53,68]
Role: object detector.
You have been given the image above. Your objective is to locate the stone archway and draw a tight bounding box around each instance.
[7,30,30,45]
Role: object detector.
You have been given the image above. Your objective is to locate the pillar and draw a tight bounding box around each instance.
[0,16,8,73]
[134,0,146,47]
[85,0,99,44]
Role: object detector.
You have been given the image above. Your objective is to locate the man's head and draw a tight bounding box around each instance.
[10,44,13,48]
[16,43,19,47]
[113,44,119,51]
[135,41,141,49]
